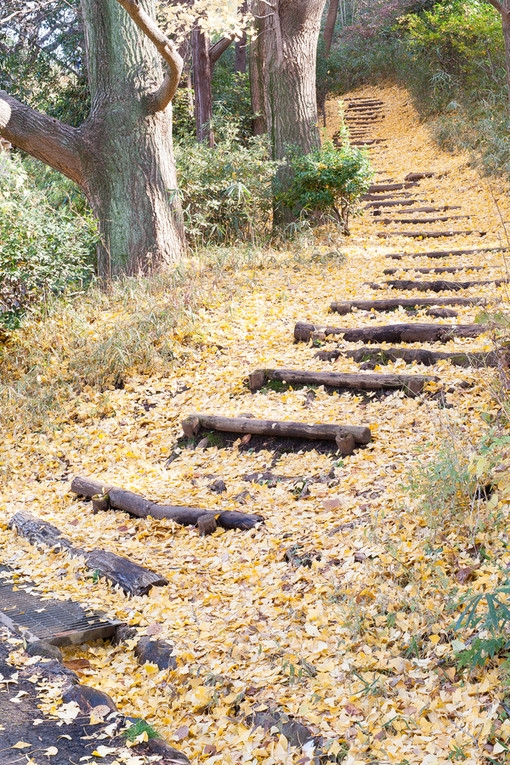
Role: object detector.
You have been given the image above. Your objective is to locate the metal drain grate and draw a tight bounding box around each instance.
[0,565,122,645]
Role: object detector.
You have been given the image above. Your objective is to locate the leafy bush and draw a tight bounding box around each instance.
[0,154,96,325]
[175,119,278,246]
[277,138,373,233]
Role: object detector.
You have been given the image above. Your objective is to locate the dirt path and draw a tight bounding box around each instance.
[1,86,510,765]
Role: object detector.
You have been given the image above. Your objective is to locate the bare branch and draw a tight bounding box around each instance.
[0,91,84,187]
[114,0,183,113]
[210,35,235,66]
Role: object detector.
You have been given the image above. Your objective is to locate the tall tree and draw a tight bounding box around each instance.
[0,0,186,279]
[253,0,327,224]
[323,0,339,55]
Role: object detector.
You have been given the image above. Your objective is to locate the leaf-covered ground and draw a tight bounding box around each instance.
[2,85,510,764]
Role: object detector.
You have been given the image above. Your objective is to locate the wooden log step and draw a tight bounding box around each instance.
[71,476,263,532]
[9,511,168,596]
[391,206,461,214]
[404,172,435,182]
[378,230,480,238]
[380,215,468,225]
[386,246,506,260]
[182,413,372,446]
[352,139,387,146]
[248,368,435,397]
[382,278,506,292]
[330,296,485,314]
[366,199,417,208]
[364,192,412,201]
[384,265,485,275]
[368,182,418,193]
[294,320,485,344]
[315,346,500,368]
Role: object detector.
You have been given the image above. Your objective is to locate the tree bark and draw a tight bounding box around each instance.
[250,2,267,136]
[330,296,485,314]
[317,347,503,368]
[259,0,327,223]
[0,0,187,279]
[323,0,339,56]
[248,368,435,396]
[192,28,214,145]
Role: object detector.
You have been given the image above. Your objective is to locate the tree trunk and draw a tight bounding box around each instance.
[192,28,214,146]
[0,0,187,279]
[323,0,339,56]
[249,3,267,136]
[260,0,327,224]
[502,11,510,109]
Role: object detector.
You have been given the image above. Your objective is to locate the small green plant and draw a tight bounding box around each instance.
[123,719,160,742]
[277,137,373,233]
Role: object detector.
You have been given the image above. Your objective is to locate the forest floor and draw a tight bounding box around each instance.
[2,84,510,765]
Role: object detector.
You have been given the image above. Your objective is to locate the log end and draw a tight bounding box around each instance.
[197,513,219,536]
[330,302,350,315]
[182,415,201,438]
[335,433,356,456]
[91,493,110,514]
[248,370,266,392]
[294,322,315,343]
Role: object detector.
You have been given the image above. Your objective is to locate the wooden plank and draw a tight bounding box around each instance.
[182,413,372,445]
[384,266,485,275]
[368,182,418,193]
[378,229,478,238]
[9,512,168,597]
[380,215,468,224]
[249,368,435,397]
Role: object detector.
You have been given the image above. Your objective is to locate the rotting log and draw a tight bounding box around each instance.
[377,229,479,238]
[315,346,501,368]
[248,368,435,397]
[330,296,484,314]
[181,413,372,445]
[294,320,485,344]
[386,246,507,260]
[9,511,168,596]
[384,266,485,275]
[383,278,506,292]
[71,476,263,531]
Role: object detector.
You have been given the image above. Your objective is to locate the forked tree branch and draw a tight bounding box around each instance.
[115,0,183,113]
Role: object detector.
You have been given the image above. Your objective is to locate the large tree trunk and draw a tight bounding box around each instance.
[250,3,267,136]
[192,28,214,146]
[260,0,327,225]
[0,0,187,279]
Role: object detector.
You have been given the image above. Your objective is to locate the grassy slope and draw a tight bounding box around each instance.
[2,85,510,763]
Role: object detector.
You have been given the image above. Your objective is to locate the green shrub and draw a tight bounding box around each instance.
[175,119,278,246]
[277,137,373,233]
[0,154,96,326]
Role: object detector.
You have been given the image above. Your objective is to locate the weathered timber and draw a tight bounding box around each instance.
[330,296,485,314]
[182,413,372,446]
[368,182,418,193]
[315,346,501,368]
[9,511,168,596]
[294,320,485,344]
[404,172,435,181]
[378,230,478,238]
[380,215,467,225]
[384,266,485,275]
[71,476,263,531]
[352,139,387,146]
[383,278,506,292]
[363,193,412,201]
[393,206,461,214]
[386,246,507,260]
[366,199,417,208]
[249,368,435,397]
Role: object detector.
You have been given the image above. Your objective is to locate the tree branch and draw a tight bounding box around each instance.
[485,0,510,20]
[210,35,235,66]
[114,0,183,113]
[0,92,84,186]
